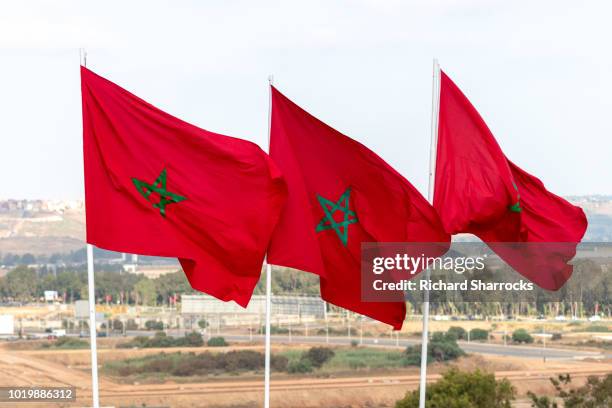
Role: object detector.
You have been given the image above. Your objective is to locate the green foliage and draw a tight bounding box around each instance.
[207,337,229,347]
[469,328,489,341]
[395,368,515,408]
[254,266,320,296]
[288,359,313,373]
[302,347,335,368]
[2,266,38,300]
[350,340,359,347]
[106,350,288,377]
[125,319,138,330]
[528,373,612,408]
[117,331,203,348]
[581,325,611,333]
[316,327,358,336]
[197,319,209,329]
[144,320,164,331]
[134,278,156,305]
[447,326,467,340]
[259,325,289,335]
[402,333,465,366]
[512,329,534,344]
[41,336,89,349]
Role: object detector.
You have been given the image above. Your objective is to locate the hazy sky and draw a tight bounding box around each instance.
[1,1,611,200]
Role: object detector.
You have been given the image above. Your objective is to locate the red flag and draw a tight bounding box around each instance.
[267,87,450,329]
[81,67,287,306]
[434,70,587,290]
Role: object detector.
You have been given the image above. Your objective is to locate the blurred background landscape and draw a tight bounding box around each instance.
[0,196,610,407]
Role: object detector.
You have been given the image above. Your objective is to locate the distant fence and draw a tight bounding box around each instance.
[181,294,326,319]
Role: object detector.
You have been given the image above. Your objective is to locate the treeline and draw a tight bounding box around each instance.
[0,266,194,305]
[0,247,120,266]
[0,264,321,305]
[0,260,609,317]
[410,259,612,318]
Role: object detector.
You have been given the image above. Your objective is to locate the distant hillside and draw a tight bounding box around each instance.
[0,200,85,255]
[0,196,610,256]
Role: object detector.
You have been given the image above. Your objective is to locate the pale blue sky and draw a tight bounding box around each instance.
[1,1,611,200]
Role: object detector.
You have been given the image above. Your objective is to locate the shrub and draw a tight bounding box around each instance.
[469,328,489,341]
[402,333,465,366]
[125,319,138,330]
[207,337,228,347]
[223,350,262,371]
[197,319,209,329]
[316,327,358,336]
[116,332,203,349]
[302,347,335,368]
[258,325,289,334]
[401,346,423,366]
[350,340,359,347]
[429,337,465,363]
[53,337,89,349]
[528,373,612,408]
[176,331,204,347]
[583,325,611,333]
[271,355,289,372]
[512,329,534,344]
[147,331,174,348]
[551,333,562,341]
[288,359,313,373]
[447,326,467,340]
[395,368,515,408]
[145,320,164,331]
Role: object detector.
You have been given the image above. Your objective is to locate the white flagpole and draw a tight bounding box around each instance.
[264,74,274,408]
[418,58,441,408]
[86,244,100,408]
[80,47,100,408]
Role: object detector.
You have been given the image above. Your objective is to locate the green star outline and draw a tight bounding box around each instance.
[509,182,522,213]
[132,168,186,217]
[315,187,358,246]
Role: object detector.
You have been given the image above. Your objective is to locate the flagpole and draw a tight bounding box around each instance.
[264,74,274,408]
[86,244,100,408]
[418,58,441,408]
[80,47,100,408]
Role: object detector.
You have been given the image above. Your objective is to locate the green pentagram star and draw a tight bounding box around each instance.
[315,187,358,246]
[509,182,522,213]
[132,168,186,217]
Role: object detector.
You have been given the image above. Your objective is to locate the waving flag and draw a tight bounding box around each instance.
[267,86,450,329]
[434,70,587,290]
[81,66,287,306]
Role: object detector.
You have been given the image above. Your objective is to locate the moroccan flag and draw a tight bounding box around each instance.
[81,66,287,306]
[267,87,450,329]
[434,70,587,290]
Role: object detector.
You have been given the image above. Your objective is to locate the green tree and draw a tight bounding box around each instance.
[302,347,335,368]
[512,329,534,344]
[134,279,156,305]
[528,373,612,408]
[4,266,38,300]
[447,326,467,340]
[395,368,515,408]
[403,332,465,366]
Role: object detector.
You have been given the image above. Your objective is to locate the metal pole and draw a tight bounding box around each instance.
[418,58,441,408]
[347,311,351,342]
[81,48,100,408]
[542,326,546,363]
[263,75,274,408]
[360,319,363,345]
[86,244,100,408]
